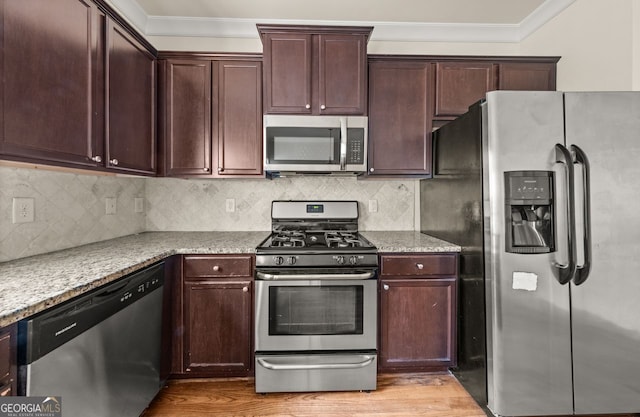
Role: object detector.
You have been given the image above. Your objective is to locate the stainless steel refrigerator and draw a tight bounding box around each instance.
[420,91,640,416]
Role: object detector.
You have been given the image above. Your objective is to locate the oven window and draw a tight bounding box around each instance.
[269,286,363,335]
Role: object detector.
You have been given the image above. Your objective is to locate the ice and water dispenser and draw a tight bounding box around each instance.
[504,171,555,253]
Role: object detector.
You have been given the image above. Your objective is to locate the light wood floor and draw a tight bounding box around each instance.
[143,372,487,417]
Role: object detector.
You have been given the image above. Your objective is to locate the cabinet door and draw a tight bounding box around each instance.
[0,324,16,396]
[368,62,432,176]
[262,33,312,114]
[106,19,156,175]
[379,278,457,372]
[183,280,252,376]
[161,60,212,176]
[498,62,556,91]
[318,34,367,115]
[435,62,496,117]
[214,60,263,176]
[0,0,102,167]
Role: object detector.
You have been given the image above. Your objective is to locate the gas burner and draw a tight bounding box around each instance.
[325,232,362,248]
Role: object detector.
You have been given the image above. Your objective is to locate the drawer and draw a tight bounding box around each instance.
[0,330,10,382]
[184,255,253,278]
[380,253,458,277]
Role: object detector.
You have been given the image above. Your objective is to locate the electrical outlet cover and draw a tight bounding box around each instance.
[134,198,144,213]
[12,197,35,223]
[105,197,117,215]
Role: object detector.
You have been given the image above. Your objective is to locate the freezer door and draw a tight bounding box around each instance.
[483,91,574,416]
[565,92,640,414]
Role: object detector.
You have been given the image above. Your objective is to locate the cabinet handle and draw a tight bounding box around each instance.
[383,284,390,291]
[91,155,102,163]
[203,168,209,172]
[320,104,326,110]
[305,104,311,109]
[242,286,249,293]
[212,265,220,272]
[369,168,374,173]
[109,158,119,166]
[416,263,424,270]
[217,167,222,173]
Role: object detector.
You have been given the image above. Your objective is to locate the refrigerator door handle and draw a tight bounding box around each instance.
[554,143,577,284]
[571,144,592,285]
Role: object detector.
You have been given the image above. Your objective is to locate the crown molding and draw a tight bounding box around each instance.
[107,0,575,43]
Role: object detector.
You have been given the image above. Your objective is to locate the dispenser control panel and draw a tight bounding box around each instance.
[506,174,552,203]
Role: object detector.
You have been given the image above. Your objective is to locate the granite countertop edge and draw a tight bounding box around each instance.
[0,231,460,328]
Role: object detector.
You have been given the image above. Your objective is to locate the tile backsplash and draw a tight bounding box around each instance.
[1,166,417,262]
[146,176,417,232]
[0,166,146,262]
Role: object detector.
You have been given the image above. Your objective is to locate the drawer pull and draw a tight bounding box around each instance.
[416,263,424,270]
[242,286,249,293]
[383,284,390,291]
[212,265,220,272]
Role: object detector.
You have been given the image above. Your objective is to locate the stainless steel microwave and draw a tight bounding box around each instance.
[263,115,368,176]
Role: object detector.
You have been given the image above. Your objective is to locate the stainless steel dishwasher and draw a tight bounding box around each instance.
[18,262,165,417]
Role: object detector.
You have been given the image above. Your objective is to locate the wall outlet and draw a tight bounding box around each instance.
[368,199,378,213]
[225,198,235,213]
[105,197,117,215]
[134,197,144,213]
[12,197,35,223]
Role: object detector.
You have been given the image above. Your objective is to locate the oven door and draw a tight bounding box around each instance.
[254,274,377,352]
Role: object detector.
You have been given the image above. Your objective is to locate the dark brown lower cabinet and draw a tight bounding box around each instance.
[0,323,17,396]
[177,255,254,377]
[378,253,458,372]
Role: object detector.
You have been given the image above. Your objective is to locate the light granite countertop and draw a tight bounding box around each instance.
[0,231,459,328]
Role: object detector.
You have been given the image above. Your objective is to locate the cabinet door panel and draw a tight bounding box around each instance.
[368,62,432,176]
[183,280,252,375]
[106,19,156,174]
[163,60,212,176]
[498,62,556,91]
[214,61,263,176]
[379,278,457,371]
[318,34,367,115]
[435,62,495,117]
[1,0,100,166]
[263,33,312,114]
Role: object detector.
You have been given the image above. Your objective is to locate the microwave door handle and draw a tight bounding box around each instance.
[340,117,347,170]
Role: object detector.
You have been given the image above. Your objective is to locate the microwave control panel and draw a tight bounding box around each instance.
[346,129,365,164]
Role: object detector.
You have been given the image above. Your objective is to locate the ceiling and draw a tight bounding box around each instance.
[109,0,576,43]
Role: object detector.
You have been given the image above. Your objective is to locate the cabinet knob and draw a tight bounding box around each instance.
[383,284,390,291]
[320,104,326,110]
[369,168,374,173]
[91,155,102,163]
[305,104,311,109]
[203,168,210,172]
[242,286,249,293]
[212,265,220,272]
[217,167,222,173]
[109,158,119,166]
[416,263,424,270]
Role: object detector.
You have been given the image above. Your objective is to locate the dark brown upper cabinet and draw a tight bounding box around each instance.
[258,25,372,115]
[498,61,557,91]
[368,61,433,177]
[106,18,156,175]
[158,54,263,178]
[434,62,496,117]
[0,0,157,175]
[0,0,103,167]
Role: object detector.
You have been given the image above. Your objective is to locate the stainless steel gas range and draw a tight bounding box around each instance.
[254,200,378,393]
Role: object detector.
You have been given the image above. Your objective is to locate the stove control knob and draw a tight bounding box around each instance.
[349,256,358,265]
[336,255,345,265]
[273,256,284,265]
[287,256,297,265]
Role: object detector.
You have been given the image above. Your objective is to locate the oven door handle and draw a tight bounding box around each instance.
[255,271,376,280]
[257,356,376,371]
